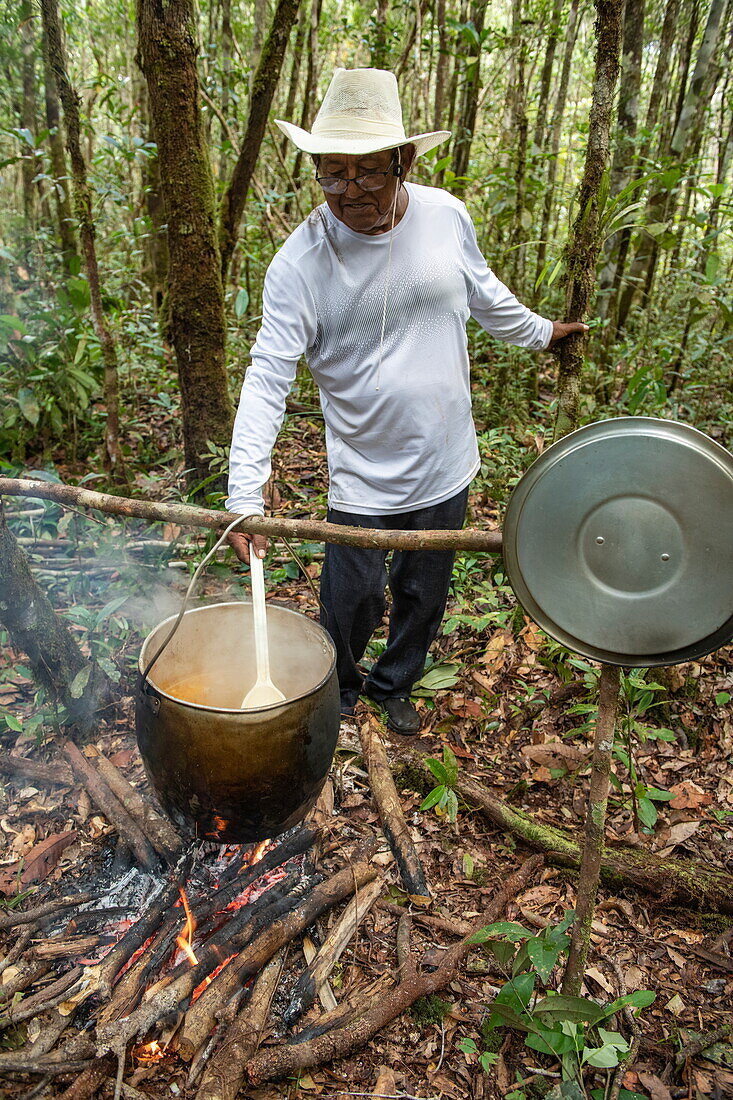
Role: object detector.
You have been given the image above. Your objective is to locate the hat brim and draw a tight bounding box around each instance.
[274,120,450,157]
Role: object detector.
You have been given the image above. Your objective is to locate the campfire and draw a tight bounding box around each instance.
[0,727,536,1099]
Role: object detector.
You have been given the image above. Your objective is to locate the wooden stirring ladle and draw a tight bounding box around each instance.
[240,551,286,708]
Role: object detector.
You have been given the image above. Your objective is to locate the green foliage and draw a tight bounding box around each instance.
[420,745,459,822]
[459,915,656,1091]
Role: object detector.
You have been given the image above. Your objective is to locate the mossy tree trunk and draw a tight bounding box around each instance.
[136,0,233,489]
[0,500,106,717]
[451,0,486,197]
[41,0,126,481]
[553,0,625,441]
[41,20,77,276]
[218,0,302,283]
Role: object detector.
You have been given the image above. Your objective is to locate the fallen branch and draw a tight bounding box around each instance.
[0,478,502,554]
[0,893,96,932]
[285,875,384,1024]
[88,749,182,862]
[245,856,542,1083]
[359,719,429,897]
[0,755,73,787]
[61,742,158,872]
[404,752,733,913]
[675,1020,733,1066]
[196,948,285,1100]
[0,966,83,1028]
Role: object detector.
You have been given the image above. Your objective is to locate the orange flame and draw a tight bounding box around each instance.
[247,839,269,868]
[175,887,198,966]
[137,1039,165,1062]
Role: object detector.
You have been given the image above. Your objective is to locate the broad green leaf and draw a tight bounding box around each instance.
[234,288,249,318]
[17,387,40,426]
[495,971,535,1010]
[526,935,566,982]
[444,788,458,822]
[442,745,458,787]
[2,712,22,732]
[478,1052,498,1072]
[715,691,731,705]
[526,1025,577,1056]
[420,785,445,811]
[637,796,658,828]
[603,990,656,1016]
[532,993,606,1025]
[468,921,531,944]
[97,656,121,683]
[427,757,449,784]
[94,595,129,627]
[69,666,91,699]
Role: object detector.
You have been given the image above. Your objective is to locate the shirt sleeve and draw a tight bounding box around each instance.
[461,208,553,350]
[226,257,317,517]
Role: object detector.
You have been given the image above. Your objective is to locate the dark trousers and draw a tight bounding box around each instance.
[319,487,469,710]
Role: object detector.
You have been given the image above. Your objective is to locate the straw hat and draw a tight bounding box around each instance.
[275,67,450,157]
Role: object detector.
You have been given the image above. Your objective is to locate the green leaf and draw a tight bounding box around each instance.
[457,1037,478,1054]
[604,990,656,1016]
[2,711,22,732]
[478,1052,498,1072]
[444,788,458,822]
[462,853,474,877]
[17,387,40,426]
[420,785,445,811]
[526,935,566,982]
[94,595,129,628]
[97,656,121,683]
[234,288,249,318]
[645,786,674,801]
[532,993,606,1025]
[427,758,449,784]
[716,691,731,706]
[495,971,535,1011]
[69,666,91,699]
[468,921,531,944]
[526,1024,577,1056]
[442,744,458,787]
[637,796,658,828]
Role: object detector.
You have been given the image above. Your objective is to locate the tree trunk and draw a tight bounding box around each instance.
[532,0,564,153]
[40,0,126,480]
[40,22,77,275]
[371,0,390,68]
[596,0,645,319]
[433,0,449,130]
[533,0,581,296]
[553,0,624,442]
[0,500,105,716]
[20,1,37,233]
[219,0,233,180]
[218,0,302,283]
[508,0,528,290]
[451,1,486,196]
[279,1,308,159]
[616,0,725,332]
[136,0,233,489]
[287,0,323,203]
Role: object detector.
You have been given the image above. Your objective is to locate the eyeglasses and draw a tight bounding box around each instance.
[315,165,395,195]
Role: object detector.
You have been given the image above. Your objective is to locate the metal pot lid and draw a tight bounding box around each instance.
[503,417,733,666]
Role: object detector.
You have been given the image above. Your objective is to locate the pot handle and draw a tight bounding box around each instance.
[138,674,161,715]
[141,515,246,688]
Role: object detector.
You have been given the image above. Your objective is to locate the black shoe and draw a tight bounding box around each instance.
[379,696,421,736]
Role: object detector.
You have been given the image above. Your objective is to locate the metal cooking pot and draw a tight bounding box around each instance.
[136,601,340,843]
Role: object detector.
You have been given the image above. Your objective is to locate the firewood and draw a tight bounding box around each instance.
[244,856,542,1084]
[0,1054,93,1075]
[61,742,158,872]
[0,966,84,1028]
[0,959,50,998]
[285,875,383,1024]
[88,749,182,862]
[378,900,472,938]
[56,1055,115,1100]
[359,718,429,897]
[0,893,97,932]
[96,858,377,1062]
[195,948,285,1100]
[34,934,107,960]
[0,754,73,787]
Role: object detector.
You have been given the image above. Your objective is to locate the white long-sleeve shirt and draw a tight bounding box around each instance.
[227,183,552,517]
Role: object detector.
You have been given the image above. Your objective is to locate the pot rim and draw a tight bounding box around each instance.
[138,600,337,714]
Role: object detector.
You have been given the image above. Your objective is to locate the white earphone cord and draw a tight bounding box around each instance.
[375,154,401,393]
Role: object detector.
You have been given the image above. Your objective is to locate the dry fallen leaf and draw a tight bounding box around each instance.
[638,1071,673,1100]
[521,742,587,770]
[669,780,713,810]
[19,831,77,886]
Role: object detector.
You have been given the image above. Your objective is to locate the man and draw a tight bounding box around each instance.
[227,67,586,733]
